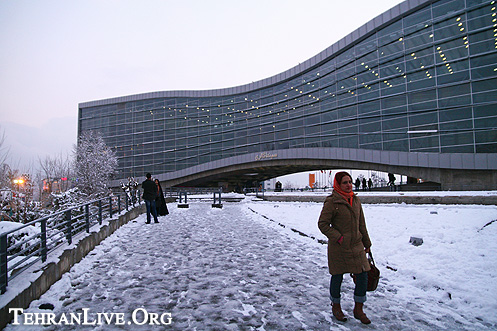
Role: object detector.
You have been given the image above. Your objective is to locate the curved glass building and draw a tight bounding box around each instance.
[79,0,497,190]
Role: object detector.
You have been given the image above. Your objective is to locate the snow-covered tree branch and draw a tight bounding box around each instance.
[73,131,117,196]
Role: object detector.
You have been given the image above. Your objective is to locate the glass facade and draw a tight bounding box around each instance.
[79,0,497,180]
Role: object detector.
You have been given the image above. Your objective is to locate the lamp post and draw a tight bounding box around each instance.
[12,178,25,220]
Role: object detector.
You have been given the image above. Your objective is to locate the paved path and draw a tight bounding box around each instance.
[6,202,492,330]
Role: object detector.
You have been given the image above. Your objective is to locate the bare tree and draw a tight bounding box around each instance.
[0,126,11,188]
[5,167,20,190]
[0,126,9,166]
[370,171,387,188]
[39,155,57,193]
[0,164,10,189]
[283,180,296,190]
[38,153,73,193]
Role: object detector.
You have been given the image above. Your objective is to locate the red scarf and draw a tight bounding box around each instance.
[333,175,354,206]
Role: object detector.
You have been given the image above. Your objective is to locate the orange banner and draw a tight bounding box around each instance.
[309,173,315,188]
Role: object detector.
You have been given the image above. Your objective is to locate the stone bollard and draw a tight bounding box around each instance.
[409,236,423,246]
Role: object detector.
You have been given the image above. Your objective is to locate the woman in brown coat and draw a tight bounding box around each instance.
[318,171,372,324]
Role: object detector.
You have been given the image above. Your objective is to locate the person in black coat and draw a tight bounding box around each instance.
[155,179,169,216]
[142,173,159,223]
[355,178,361,190]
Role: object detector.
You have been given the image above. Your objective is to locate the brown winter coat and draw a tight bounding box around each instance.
[318,191,372,275]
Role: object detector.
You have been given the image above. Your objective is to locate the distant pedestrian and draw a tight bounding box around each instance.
[362,178,367,191]
[388,173,396,191]
[318,171,373,324]
[388,173,396,186]
[368,178,372,191]
[155,179,169,216]
[355,178,361,190]
[142,173,159,224]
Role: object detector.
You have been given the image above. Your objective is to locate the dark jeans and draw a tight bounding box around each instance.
[145,199,158,223]
[330,272,367,304]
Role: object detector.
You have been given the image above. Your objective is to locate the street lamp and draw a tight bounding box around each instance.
[13,178,24,192]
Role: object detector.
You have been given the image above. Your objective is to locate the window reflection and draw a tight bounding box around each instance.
[79,0,497,177]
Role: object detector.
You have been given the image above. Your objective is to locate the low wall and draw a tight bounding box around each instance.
[0,204,145,329]
[261,195,497,205]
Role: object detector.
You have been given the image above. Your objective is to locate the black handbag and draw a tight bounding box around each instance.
[351,251,380,291]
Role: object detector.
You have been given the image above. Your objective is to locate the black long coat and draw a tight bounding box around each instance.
[155,184,169,216]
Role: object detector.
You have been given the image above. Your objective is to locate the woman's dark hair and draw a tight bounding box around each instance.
[335,171,352,184]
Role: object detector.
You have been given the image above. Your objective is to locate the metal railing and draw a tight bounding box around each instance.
[163,187,223,197]
[0,191,141,294]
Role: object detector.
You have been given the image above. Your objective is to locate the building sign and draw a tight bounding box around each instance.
[255,152,278,161]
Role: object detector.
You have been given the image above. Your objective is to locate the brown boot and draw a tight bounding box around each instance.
[353,302,371,324]
[332,303,347,322]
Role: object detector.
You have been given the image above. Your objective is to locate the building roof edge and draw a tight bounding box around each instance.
[79,0,432,109]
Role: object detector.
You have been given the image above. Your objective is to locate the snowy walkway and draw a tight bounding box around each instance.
[6,201,495,330]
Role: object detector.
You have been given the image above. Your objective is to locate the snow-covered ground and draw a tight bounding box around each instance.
[4,196,497,330]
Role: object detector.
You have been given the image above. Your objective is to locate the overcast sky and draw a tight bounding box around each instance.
[0,0,403,172]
